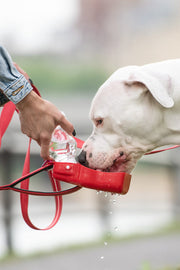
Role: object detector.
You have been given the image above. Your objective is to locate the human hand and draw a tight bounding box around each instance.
[16,91,75,160]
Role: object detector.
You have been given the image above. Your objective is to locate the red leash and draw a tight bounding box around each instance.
[0,101,179,231]
[145,145,180,155]
[0,64,86,230]
[0,64,179,230]
[0,65,65,230]
[0,96,130,230]
[0,102,16,148]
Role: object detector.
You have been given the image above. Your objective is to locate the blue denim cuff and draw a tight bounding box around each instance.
[3,75,33,104]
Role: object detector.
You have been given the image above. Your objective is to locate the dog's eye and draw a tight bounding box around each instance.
[95,118,103,127]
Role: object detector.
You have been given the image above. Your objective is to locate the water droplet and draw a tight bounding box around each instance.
[104,192,108,197]
[104,241,108,246]
[114,226,118,231]
[100,256,104,260]
[96,191,100,195]
[113,199,116,204]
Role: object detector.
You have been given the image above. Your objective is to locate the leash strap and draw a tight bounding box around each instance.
[20,139,63,230]
[145,145,180,155]
[0,64,65,230]
[0,101,16,148]
[0,161,81,195]
[0,64,179,230]
[0,101,63,230]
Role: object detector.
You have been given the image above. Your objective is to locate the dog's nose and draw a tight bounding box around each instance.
[77,150,89,167]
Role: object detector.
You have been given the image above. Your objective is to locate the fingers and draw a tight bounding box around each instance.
[18,94,76,160]
[40,133,52,160]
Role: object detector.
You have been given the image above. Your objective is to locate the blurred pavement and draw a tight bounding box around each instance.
[1,233,180,270]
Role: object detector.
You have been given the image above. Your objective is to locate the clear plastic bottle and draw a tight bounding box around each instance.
[49,126,77,163]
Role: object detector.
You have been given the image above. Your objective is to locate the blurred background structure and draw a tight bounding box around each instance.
[1,0,180,269]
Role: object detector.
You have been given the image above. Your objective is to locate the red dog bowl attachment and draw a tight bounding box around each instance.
[53,162,131,195]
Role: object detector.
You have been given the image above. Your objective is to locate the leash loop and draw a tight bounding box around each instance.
[19,138,62,230]
[0,64,82,230]
[1,63,179,230]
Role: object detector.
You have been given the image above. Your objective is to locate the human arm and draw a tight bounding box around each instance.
[0,45,75,160]
[0,45,33,105]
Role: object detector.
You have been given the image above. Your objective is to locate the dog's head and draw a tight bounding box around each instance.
[78,65,174,173]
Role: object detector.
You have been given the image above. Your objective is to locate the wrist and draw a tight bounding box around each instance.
[16,90,40,111]
[3,75,33,104]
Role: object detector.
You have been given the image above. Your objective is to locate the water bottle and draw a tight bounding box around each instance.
[49,126,77,163]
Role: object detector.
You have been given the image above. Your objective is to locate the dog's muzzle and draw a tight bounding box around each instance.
[77,150,89,167]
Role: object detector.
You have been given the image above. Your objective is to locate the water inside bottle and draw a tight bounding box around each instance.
[49,126,77,163]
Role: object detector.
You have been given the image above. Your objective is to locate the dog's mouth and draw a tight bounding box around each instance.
[103,154,129,173]
[93,152,130,173]
[78,149,134,173]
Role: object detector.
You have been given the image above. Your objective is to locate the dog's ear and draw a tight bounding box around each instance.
[124,69,174,108]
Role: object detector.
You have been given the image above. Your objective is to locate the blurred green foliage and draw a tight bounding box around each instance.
[14,55,109,95]
[140,264,180,270]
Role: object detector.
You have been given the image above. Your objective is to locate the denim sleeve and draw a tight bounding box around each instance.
[0,45,33,105]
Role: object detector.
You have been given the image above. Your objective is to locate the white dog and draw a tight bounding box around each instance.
[78,59,180,173]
